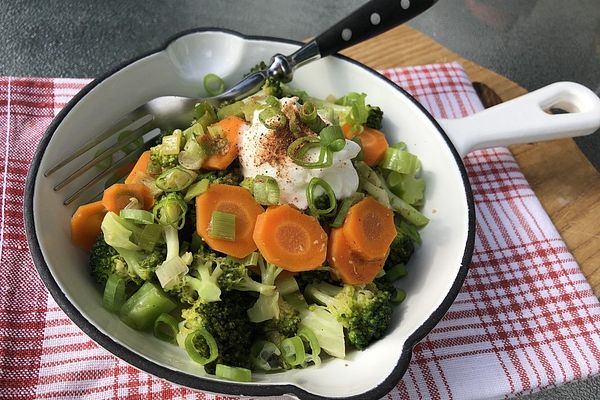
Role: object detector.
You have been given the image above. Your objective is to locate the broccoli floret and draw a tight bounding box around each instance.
[99,213,167,284]
[149,147,178,171]
[304,282,393,350]
[247,261,284,323]
[219,259,276,295]
[384,228,415,270]
[247,60,268,75]
[89,234,128,285]
[197,168,243,186]
[261,297,300,339]
[261,77,283,98]
[365,105,383,129]
[179,290,257,374]
[295,268,339,292]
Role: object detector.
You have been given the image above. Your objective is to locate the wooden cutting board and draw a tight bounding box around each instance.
[342,25,600,296]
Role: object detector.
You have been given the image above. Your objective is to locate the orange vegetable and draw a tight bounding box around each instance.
[196,184,264,258]
[102,183,155,213]
[124,151,151,184]
[342,196,396,261]
[253,204,328,272]
[327,227,386,285]
[342,124,389,167]
[70,201,107,251]
[203,116,247,170]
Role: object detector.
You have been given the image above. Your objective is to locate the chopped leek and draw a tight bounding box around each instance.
[251,340,282,371]
[137,223,163,252]
[281,336,306,367]
[119,282,178,331]
[298,326,321,366]
[259,108,287,130]
[185,328,219,365]
[103,274,128,313]
[215,364,252,382]
[203,73,225,96]
[386,263,408,282]
[208,211,236,241]
[119,209,154,225]
[381,147,419,175]
[217,100,245,120]
[306,177,336,216]
[153,313,179,343]
[184,178,210,202]
[155,256,189,289]
[252,175,280,205]
[155,167,197,192]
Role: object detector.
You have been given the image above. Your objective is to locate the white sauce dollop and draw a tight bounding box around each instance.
[237,98,360,210]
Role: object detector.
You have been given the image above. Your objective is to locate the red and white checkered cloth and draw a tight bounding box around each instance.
[1,62,600,399]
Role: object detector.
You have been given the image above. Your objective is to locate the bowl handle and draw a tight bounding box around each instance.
[437,82,600,157]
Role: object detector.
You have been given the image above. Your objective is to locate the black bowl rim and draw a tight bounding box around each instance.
[24,27,475,400]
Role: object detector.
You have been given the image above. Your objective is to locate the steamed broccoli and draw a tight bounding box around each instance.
[171,253,224,304]
[178,290,257,373]
[304,281,393,350]
[219,258,276,295]
[295,268,339,292]
[247,261,284,323]
[196,168,243,186]
[261,77,283,98]
[149,129,183,173]
[99,213,166,284]
[261,297,300,340]
[384,227,415,270]
[365,105,383,129]
[89,234,128,285]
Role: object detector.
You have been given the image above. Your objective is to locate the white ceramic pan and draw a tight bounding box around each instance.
[24,29,600,399]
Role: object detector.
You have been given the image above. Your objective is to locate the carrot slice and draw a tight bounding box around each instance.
[203,116,247,170]
[124,151,151,184]
[71,201,107,251]
[102,183,155,213]
[253,204,328,272]
[196,184,264,258]
[327,227,386,285]
[342,196,396,261]
[342,125,389,167]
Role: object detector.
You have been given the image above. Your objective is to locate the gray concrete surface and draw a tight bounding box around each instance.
[1,0,598,398]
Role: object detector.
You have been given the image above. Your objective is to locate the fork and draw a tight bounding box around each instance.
[47,0,437,205]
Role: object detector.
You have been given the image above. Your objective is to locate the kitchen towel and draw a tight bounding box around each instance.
[1,62,599,399]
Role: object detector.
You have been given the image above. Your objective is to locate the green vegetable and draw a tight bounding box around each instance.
[250,340,282,371]
[247,261,284,323]
[185,328,219,364]
[155,167,197,192]
[215,364,252,382]
[153,313,179,343]
[208,211,236,241]
[103,274,128,313]
[319,125,345,152]
[119,282,178,331]
[119,209,154,225]
[203,73,225,96]
[306,177,336,216]
[287,136,333,169]
[251,175,280,205]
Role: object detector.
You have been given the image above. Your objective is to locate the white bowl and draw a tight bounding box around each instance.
[24,28,600,399]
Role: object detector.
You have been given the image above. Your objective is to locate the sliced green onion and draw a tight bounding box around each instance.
[208,211,236,241]
[183,122,205,141]
[287,136,333,169]
[215,364,252,382]
[217,100,245,120]
[298,326,321,366]
[319,125,345,152]
[119,282,178,331]
[288,112,303,137]
[137,223,163,252]
[203,73,225,96]
[250,340,282,371]
[153,193,188,228]
[391,288,407,304]
[194,101,218,127]
[299,102,327,133]
[155,167,197,192]
[185,328,219,365]
[306,177,336,216]
[103,274,128,313]
[281,336,306,367]
[381,147,419,174]
[153,313,179,343]
[330,192,365,228]
[161,131,182,155]
[252,175,280,205]
[386,264,408,281]
[264,96,281,109]
[259,108,287,129]
[241,100,261,122]
[184,178,210,202]
[119,209,154,224]
[155,256,189,290]
[275,273,299,296]
[178,140,207,171]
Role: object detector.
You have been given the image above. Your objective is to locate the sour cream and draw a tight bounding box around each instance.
[237,98,360,210]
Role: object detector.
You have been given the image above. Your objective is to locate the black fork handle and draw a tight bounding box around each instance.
[314,0,438,57]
